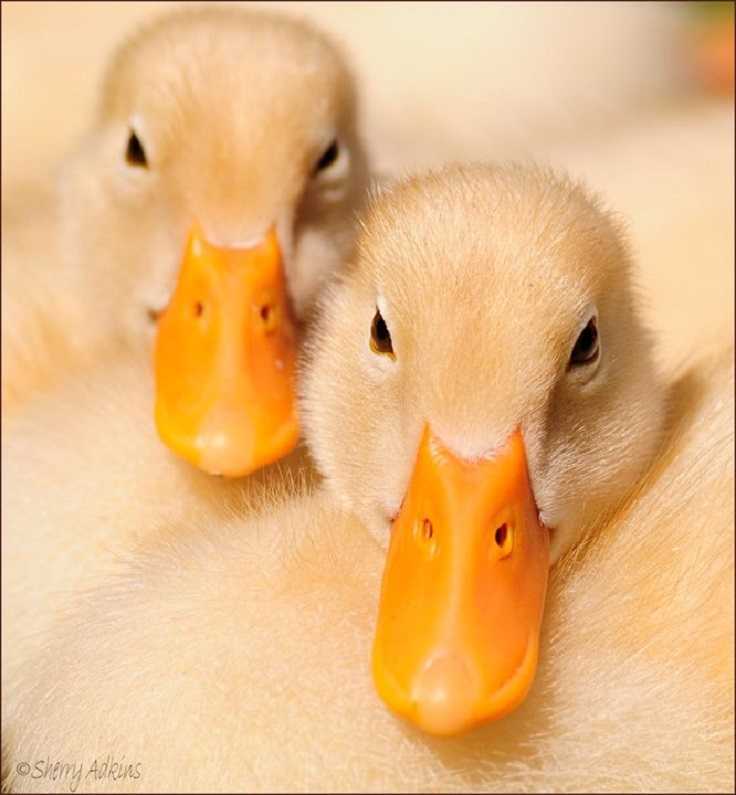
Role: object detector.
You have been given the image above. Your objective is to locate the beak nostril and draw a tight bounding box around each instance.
[493,523,513,559]
[494,524,508,547]
[193,301,204,318]
[412,516,438,556]
[260,304,279,333]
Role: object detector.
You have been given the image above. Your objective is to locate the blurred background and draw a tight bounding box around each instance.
[2,1,734,367]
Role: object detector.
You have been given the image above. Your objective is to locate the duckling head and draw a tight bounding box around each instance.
[59,6,368,476]
[302,163,666,736]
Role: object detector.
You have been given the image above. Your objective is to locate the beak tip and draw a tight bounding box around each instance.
[374,636,542,738]
[154,402,298,479]
[411,655,480,736]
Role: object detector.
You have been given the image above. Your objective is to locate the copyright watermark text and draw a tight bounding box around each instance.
[14,755,141,792]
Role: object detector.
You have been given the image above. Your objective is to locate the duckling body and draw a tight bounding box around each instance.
[1,185,95,416]
[1,352,314,684]
[3,165,732,792]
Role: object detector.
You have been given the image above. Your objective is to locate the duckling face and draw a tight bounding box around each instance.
[302,163,665,735]
[60,7,368,476]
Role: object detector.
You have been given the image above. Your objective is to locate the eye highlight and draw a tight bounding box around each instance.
[569,317,599,367]
[314,139,339,173]
[370,308,394,358]
[125,130,148,168]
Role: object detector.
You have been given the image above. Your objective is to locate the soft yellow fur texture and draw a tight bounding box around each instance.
[1,5,368,416]
[0,353,314,686]
[3,166,732,792]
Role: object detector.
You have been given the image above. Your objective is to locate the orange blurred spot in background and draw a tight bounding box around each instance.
[689,1,735,95]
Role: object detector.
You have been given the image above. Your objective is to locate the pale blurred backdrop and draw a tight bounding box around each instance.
[2,1,734,367]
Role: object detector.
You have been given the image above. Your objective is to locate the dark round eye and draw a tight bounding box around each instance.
[569,317,599,367]
[125,130,148,168]
[314,139,339,173]
[370,308,394,357]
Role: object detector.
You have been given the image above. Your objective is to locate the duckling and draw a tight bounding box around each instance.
[4,164,732,791]
[1,4,369,477]
[1,0,368,705]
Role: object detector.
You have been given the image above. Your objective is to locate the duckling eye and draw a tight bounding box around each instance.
[370,308,394,357]
[569,317,599,367]
[314,139,339,173]
[125,130,148,168]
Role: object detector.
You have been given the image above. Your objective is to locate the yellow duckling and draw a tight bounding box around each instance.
[0,1,371,695]
[3,163,732,791]
[1,4,368,477]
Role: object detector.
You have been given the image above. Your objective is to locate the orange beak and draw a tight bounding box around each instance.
[372,426,549,736]
[153,223,299,477]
